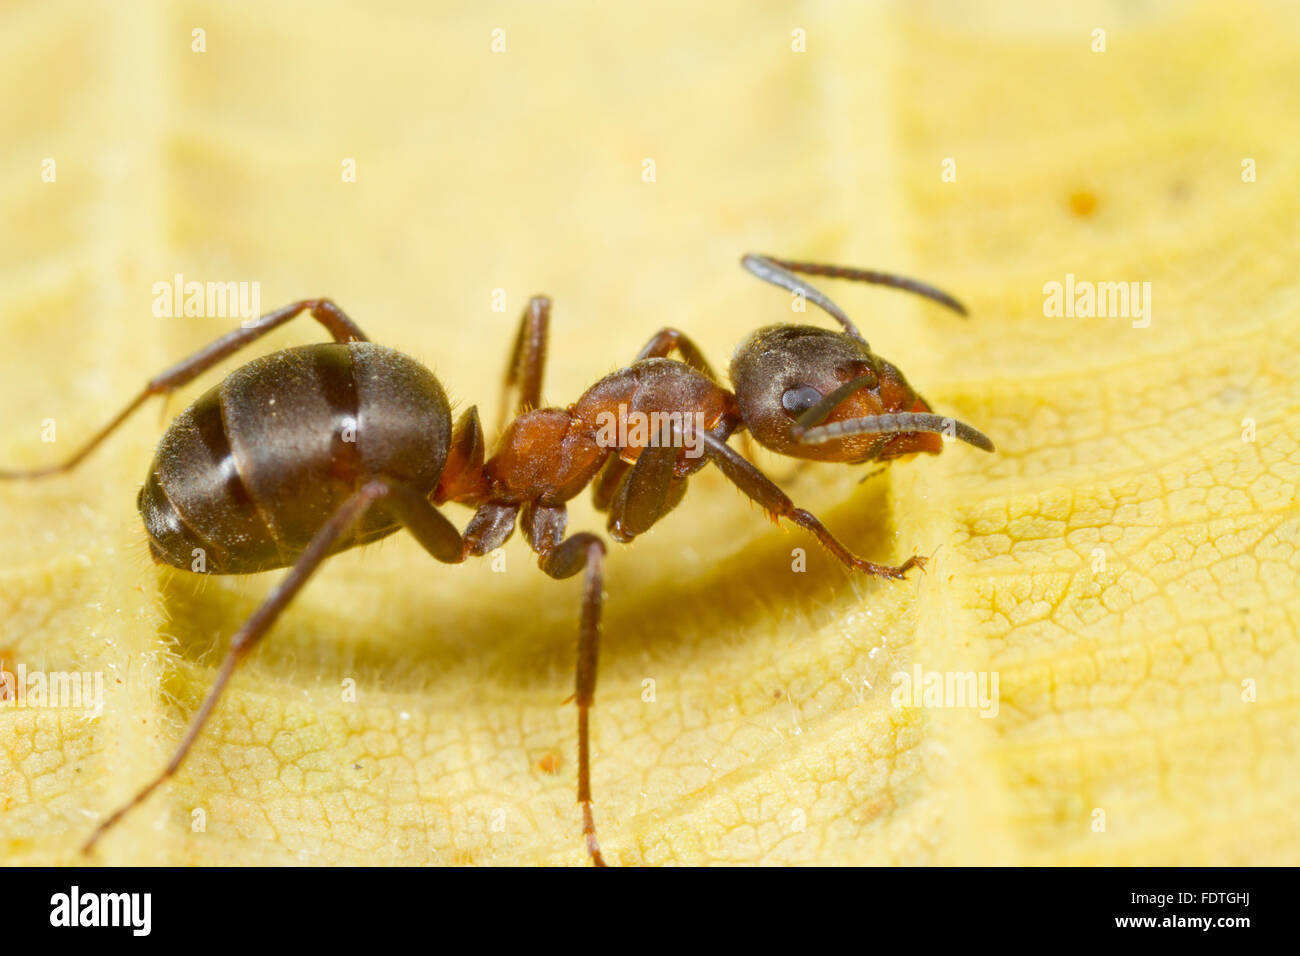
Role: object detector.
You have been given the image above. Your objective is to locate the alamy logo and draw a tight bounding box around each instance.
[0,665,103,715]
[890,664,999,718]
[592,404,708,458]
[50,886,151,936]
[1042,273,1151,328]
[152,273,262,326]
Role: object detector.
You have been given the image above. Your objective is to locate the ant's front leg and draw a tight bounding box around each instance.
[635,328,758,460]
[636,328,719,380]
[594,326,715,515]
[698,433,924,579]
[591,456,631,512]
[603,445,687,542]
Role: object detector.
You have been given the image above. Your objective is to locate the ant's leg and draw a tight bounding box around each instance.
[497,295,551,434]
[378,483,470,564]
[604,445,686,542]
[636,328,719,380]
[699,433,924,580]
[462,501,520,555]
[591,456,631,512]
[82,477,464,854]
[635,328,758,459]
[522,503,608,867]
[0,299,368,479]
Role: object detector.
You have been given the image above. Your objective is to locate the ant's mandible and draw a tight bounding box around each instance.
[0,254,993,866]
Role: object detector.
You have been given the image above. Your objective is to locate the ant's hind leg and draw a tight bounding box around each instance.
[0,299,368,479]
[497,295,551,433]
[698,432,925,580]
[81,477,467,854]
[83,477,388,853]
[522,503,608,866]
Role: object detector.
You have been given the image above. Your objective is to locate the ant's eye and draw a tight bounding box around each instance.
[781,385,823,417]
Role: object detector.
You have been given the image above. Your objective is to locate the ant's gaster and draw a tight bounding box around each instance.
[0,255,992,866]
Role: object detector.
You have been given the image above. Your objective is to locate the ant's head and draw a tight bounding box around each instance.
[731,324,946,462]
[730,255,994,463]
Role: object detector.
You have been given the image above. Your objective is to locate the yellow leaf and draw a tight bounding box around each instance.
[0,1,1296,865]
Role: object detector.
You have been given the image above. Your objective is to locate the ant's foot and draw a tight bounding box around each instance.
[582,801,607,867]
[853,553,927,579]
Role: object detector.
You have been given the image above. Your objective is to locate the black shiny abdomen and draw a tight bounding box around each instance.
[139,342,451,574]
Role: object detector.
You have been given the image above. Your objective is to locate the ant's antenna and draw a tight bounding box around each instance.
[794,412,995,452]
[741,254,867,344]
[754,254,969,317]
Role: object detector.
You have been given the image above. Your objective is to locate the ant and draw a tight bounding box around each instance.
[0,254,992,866]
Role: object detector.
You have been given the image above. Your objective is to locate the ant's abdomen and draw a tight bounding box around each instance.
[140,342,451,574]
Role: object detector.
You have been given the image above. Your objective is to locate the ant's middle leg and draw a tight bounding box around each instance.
[0,299,368,479]
[82,476,467,854]
[698,432,924,580]
[521,502,608,867]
